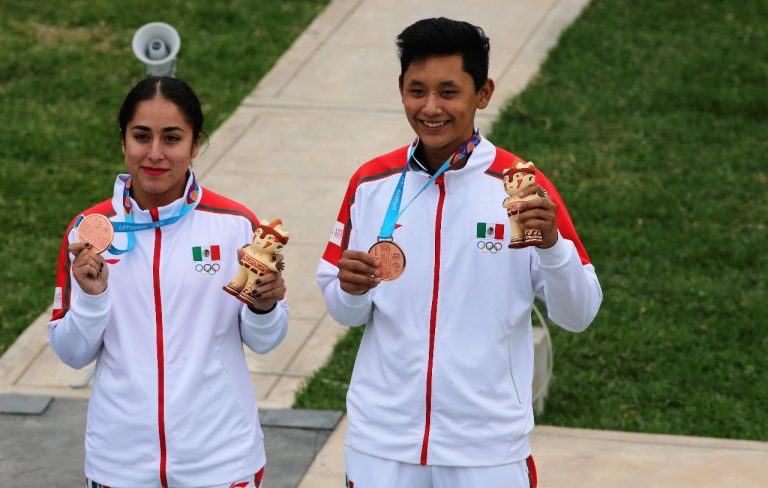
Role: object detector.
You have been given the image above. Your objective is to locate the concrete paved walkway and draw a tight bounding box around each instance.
[300,418,768,488]
[0,396,341,488]
[1,0,766,486]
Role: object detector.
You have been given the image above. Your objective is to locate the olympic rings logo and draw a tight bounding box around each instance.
[194,263,221,275]
[476,241,503,254]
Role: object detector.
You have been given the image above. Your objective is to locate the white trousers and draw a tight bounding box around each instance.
[345,447,537,488]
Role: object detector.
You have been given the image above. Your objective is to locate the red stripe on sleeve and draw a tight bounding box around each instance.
[535,169,591,265]
[50,220,76,321]
[50,200,115,321]
[321,146,410,266]
[197,187,260,232]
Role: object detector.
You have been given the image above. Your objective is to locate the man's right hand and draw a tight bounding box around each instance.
[337,250,381,295]
[68,242,109,296]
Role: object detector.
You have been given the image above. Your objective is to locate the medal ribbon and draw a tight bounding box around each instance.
[378,130,481,240]
[75,175,201,255]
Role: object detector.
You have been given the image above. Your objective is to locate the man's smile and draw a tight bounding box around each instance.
[420,119,448,128]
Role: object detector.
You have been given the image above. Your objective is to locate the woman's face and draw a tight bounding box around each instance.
[122,96,200,209]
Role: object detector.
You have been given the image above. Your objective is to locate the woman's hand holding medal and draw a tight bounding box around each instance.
[68,242,109,296]
[68,213,114,295]
[337,250,382,295]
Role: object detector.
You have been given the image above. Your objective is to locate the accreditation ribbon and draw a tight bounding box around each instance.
[74,175,201,255]
[370,130,481,280]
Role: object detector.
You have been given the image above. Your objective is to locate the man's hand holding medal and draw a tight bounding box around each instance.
[337,250,383,295]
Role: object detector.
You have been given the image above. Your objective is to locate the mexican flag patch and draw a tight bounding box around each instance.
[476,222,505,240]
[192,245,221,261]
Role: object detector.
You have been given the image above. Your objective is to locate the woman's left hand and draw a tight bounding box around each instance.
[249,253,286,312]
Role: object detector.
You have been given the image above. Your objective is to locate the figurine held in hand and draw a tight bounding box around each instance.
[502,161,548,248]
[224,219,289,306]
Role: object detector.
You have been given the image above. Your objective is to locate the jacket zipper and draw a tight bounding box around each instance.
[420,174,446,465]
[151,208,169,488]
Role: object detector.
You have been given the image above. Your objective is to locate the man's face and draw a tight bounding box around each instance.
[400,54,493,162]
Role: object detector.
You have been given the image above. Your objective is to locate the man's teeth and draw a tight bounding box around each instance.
[423,121,446,128]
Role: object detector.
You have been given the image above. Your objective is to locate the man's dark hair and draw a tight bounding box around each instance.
[118,76,204,141]
[396,17,490,91]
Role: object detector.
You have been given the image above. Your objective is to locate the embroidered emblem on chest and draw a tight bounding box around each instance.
[476,222,505,254]
[192,244,221,275]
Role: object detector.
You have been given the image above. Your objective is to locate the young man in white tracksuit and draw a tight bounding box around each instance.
[316,18,602,488]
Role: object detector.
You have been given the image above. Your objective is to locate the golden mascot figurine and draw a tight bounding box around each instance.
[224,219,289,306]
[502,161,547,249]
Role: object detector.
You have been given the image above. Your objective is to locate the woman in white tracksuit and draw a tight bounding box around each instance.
[48,76,287,488]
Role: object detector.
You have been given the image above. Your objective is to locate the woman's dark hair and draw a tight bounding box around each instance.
[396,17,490,92]
[118,76,204,141]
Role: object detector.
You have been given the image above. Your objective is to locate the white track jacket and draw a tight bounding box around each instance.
[49,173,288,487]
[317,137,602,467]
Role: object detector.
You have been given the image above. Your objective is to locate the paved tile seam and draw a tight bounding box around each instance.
[260,408,343,430]
[0,385,90,398]
[239,101,499,122]
[0,310,49,387]
[495,0,560,85]
[0,399,340,486]
[243,101,401,115]
[248,0,360,99]
[197,113,262,181]
[534,427,768,451]
[9,344,47,387]
[545,437,768,453]
[297,415,348,488]
[0,393,54,415]
[491,0,591,110]
[253,371,309,378]
[272,0,365,98]
[263,313,328,399]
[286,313,335,321]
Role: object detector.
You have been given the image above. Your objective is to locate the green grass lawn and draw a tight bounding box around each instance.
[295,0,768,441]
[0,0,329,355]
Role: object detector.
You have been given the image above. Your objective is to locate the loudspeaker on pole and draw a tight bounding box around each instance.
[132,22,180,77]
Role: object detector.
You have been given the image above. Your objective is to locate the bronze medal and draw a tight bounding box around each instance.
[77,214,114,254]
[369,240,406,281]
